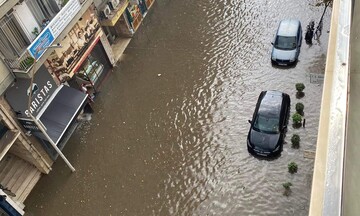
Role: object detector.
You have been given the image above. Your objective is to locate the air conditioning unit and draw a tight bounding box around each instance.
[100,5,112,19]
[108,0,120,10]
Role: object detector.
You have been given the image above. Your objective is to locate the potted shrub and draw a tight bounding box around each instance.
[295,83,305,98]
[288,162,298,174]
[291,134,300,149]
[295,102,304,115]
[62,0,69,6]
[32,27,39,37]
[282,182,292,196]
[292,113,302,128]
[20,57,34,70]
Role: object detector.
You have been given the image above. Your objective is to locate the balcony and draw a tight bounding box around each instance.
[0,0,18,18]
[0,0,91,78]
[308,0,353,215]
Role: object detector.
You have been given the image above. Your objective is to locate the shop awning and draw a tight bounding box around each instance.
[37,85,87,145]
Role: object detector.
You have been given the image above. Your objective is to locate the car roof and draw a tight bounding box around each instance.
[277,19,301,37]
[258,91,283,117]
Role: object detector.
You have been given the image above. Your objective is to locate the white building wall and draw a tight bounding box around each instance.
[13,2,40,41]
[0,60,14,95]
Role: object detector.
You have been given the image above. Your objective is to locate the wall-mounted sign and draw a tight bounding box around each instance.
[27,28,55,59]
[27,0,81,59]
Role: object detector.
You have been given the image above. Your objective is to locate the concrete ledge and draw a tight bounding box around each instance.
[342,1,360,215]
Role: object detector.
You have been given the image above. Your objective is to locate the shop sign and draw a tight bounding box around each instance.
[24,80,54,117]
[27,0,81,59]
[5,65,57,118]
[27,28,55,59]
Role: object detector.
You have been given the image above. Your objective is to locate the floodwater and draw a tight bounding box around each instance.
[25,0,331,215]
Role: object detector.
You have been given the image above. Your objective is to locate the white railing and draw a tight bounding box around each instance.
[4,51,33,72]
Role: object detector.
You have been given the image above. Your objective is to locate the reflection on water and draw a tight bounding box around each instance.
[25,0,331,215]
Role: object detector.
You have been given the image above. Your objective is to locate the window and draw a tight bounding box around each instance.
[25,0,60,27]
[253,114,280,133]
[274,36,297,50]
[0,14,30,59]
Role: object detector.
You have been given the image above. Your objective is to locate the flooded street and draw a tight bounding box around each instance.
[25,0,331,215]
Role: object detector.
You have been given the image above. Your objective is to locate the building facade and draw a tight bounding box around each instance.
[0,0,155,214]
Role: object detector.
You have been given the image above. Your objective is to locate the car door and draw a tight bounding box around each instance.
[277,97,286,143]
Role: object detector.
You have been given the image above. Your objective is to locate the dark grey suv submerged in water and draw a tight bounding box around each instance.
[271,19,302,66]
[247,91,290,157]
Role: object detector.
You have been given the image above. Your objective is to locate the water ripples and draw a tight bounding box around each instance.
[154,0,330,215]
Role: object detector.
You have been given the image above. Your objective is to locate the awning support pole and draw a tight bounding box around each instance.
[30,114,75,172]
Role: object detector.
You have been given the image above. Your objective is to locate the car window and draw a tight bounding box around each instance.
[274,36,297,50]
[253,114,280,133]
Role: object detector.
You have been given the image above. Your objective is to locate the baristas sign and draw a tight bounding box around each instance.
[5,65,57,118]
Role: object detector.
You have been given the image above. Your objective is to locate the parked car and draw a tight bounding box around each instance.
[271,19,302,65]
[247,90,290,156]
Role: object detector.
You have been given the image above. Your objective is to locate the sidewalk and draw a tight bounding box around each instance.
[111,37,132,63]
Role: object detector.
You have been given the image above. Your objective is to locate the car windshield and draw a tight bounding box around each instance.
[274,36,297,50]
[253,114,280,133]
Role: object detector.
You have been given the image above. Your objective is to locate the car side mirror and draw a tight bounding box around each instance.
[248,120,252,124]
[271,42,274,45]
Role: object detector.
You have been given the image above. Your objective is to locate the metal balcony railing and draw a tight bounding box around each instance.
[4,51,34,72]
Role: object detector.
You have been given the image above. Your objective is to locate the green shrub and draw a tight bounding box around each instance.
[62,0,69,6]
[282,182,293,196]
[20,57,35,70]
[295,83,305,92]
[291,134,300,149]
[295,102,304,114]
[288,162,298,174]
[283,182,292,190]
[292,113,302,125]
[32,27,39,37]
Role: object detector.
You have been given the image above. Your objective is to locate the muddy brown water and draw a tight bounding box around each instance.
[25,0,331,215]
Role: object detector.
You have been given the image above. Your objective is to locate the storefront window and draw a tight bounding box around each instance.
[44,8,100,84]
[77,55,104,84]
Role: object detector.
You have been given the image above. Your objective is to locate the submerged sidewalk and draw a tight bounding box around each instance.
[111,37,132,63]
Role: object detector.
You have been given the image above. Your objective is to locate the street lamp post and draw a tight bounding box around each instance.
[28,44,76,172]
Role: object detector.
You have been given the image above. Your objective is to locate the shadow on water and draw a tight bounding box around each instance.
[271,62,299,69]
[249,152,282,161]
